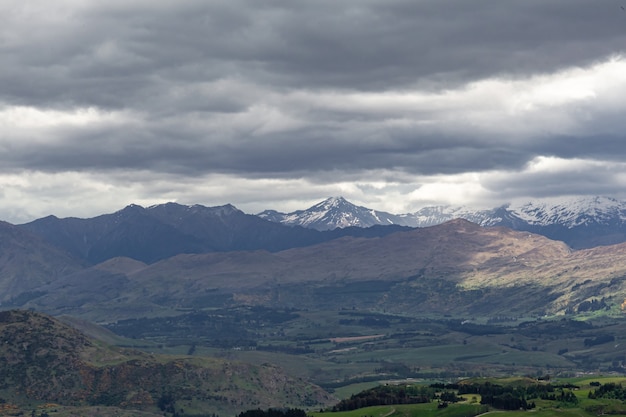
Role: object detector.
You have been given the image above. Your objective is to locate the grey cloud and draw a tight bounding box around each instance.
[2,0,626,222]
[481,159,626,202]
[5,0,626,109]
[0,119,531,177]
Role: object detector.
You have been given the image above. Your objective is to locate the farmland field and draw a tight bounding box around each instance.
[104,306,626,391]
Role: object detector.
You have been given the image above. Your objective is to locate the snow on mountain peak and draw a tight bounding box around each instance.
[258,195,626,247]
[264,196,407,230]
[314,196,349,210]
[508,196,626,227]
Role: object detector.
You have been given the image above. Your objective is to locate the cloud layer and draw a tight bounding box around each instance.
[2,0,626,222]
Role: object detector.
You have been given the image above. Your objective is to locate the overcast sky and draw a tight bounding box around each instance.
[3,0,626,223]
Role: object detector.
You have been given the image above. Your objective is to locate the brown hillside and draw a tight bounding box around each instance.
[118,219,626,314]
[18,219,626,317]
[126,219,573,289]
[0,310,333,414]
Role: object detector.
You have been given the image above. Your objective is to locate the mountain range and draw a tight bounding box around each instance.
[5,197,626,413]
[18,202,409,264]
[1,195,625,318]
[259,196,626,248]
[3,217,626,322]
[11,195,626,269]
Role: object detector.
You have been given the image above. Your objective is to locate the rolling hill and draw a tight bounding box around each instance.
[0,309,333,415]
[12,219,626,321]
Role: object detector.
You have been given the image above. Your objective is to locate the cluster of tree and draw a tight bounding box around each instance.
[584,334,615,347]
[444,321,504,336]
[158,392,177,415]
[373,362,418,377]
[588,382,626,400]
[438,391,461,403]
[330,385,433,411]
[480,393,535,410]
[518,318,593,338]
[457,381,577,410]
[577,298,608,313]
[338,317,391,327]
[106,306,299,344]
[256,345,314,355]
[237,408,306,417]
[158,393,223,417]
[486,316,518,324]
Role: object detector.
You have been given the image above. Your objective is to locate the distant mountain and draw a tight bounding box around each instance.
[18,202,409,264]
[501,196,626,248]
[19,218,626,320]
[259,196,626,249]
[18,196,626,267]
[258,196,409,230]
[257,197,514,230]
[0,221,85,304]
[0,309,332,415]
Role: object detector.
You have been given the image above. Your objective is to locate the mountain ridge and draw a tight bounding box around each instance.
[258,196,405,230]
[15,218,626,321]
[259,195,626,249]
[0,221,85,304]
[17,202,410,264]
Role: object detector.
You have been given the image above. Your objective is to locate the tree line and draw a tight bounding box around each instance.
[330,385,433,411]
[457,381,578,410]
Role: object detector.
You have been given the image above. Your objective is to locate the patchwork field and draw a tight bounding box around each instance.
[102,306,626,391]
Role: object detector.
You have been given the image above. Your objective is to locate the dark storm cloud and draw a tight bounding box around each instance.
[5,0,625,106]
[2,0,626,222]
[0,115,533,177]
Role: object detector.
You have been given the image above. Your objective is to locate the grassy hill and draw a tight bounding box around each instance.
[310,376,626,417]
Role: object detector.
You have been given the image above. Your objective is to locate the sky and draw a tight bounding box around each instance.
[3,0,626,223]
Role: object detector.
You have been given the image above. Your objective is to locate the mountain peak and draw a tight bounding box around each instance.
[116,204,146,215]
[262,197,409,231]
[312,196,351,211]
[325,196,348,204]
[208,203,241,216]
[257,195,626,248]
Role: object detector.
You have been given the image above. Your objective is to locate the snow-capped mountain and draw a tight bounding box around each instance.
[258,196,626,249]
[258,197,506,230]
[258,197,409,231]
[507,196,626,227]
[399,205,504,227]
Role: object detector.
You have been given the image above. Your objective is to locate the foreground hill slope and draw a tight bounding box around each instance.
[0,310,332,415]
[18,219,626,320]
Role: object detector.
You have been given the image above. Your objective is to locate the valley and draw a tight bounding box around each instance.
[4,198,626,415]
[103,306,626,388]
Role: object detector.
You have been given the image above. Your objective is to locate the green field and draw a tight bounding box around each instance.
[102,306,626,390]
[312,403,487,417]
[309,376,626,417]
